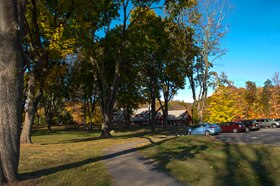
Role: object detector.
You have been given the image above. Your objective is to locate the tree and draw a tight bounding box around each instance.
[41,60,69,131]
[210,71,233,90]
[270,72,280,117]
[72,0,119,137]
[205,73,238,123]
[69,57,99,131]
[170,0,230,123]
[0,0,25,183]
[129,7,168,132]
[260,79,273,116]
[165,0,199,123]
[244,81,257,118]
[21,0,76,143]
[98,1,161,136]
[116,44,146,127]
[157,20,189,126]
[205,73,280,120]
[206,85,239,123]
[194,0,230,123]
[79,1,161,137]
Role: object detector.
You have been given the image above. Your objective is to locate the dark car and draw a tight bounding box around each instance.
[220,122,246,133]
[239,120,260,131]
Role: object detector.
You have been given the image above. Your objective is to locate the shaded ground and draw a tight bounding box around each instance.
[103,138,187,186]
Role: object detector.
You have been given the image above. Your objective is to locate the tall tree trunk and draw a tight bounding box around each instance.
[100,78,118,137]
[100,1,131,137]
[88,96,97,131]
[101,110,112,137]
[125,105,131,127]
[199,56,209,123]
[191,102,198,124]
[149,78,157,133]
[92,53,114,137]
[197,101,203,123]
[21,73,36,144]
[47,122,52,131]
[163,97,169,126]
[88,101,93,131]
[0,0,24,183]
[150,95,156,133]
[188,66,198,124]
[46,112,52,131]
[100,48,121,137]
[83,100,87,130]
[21,71,42,143]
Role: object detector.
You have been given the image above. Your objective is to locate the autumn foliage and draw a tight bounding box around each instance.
[205,80,280,123]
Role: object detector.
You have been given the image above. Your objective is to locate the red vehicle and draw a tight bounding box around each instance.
[220,122,246,133]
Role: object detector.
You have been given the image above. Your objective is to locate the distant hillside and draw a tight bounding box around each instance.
[168,100,192,110]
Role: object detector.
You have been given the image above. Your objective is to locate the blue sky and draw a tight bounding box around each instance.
[174,0,280,102]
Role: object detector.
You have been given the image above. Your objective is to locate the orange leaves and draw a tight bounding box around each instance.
[206,85,280,122]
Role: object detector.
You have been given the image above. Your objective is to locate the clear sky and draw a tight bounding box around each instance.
[174,0,280,102]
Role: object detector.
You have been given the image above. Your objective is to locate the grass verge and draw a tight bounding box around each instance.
[12,125,279,186]
[140,135,280,186]
[11,126,151,186]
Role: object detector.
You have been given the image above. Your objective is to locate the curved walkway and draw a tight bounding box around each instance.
[103,138,187,186]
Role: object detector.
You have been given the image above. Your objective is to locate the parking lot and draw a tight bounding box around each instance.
[215,128,280,145]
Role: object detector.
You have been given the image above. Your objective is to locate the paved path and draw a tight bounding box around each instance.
[103,139,187,186]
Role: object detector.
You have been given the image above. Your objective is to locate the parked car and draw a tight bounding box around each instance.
[274,118,280,122]
[186,123,221,135]
[239,120,260,131]
[220,122,246,133]
[255,118,280,128]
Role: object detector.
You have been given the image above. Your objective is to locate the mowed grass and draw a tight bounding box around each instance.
[12,126,151,186]
[140,135,280,186]
[10,125,280,186]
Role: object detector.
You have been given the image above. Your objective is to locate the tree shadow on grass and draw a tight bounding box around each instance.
[32,125,184,145]
[23,132,279,186]
[19,137,176,181]
[39,125,183,145]
[135,137,209,182]
[134,136,279,186]
[217,142,277,186]
[53,131,152,144]
[37,128,151,145]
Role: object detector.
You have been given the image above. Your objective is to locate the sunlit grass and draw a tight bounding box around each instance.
[10,125,280,186]
[13,126,148,186]
[140,136,280,186]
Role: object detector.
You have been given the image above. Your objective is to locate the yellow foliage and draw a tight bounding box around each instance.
[49,24,76,57]
[65,102,103,125]
[206,86,241,123]
[65,102,84,124]
[206,85,280,122]
[24,1,77,58]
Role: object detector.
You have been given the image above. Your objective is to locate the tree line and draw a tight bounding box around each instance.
[0,0,229,183]
[205,73,280,123]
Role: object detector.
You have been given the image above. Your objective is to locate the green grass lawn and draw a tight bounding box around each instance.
[13,126,151,186]
[140,135,280,186]
[11,125,280,186]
